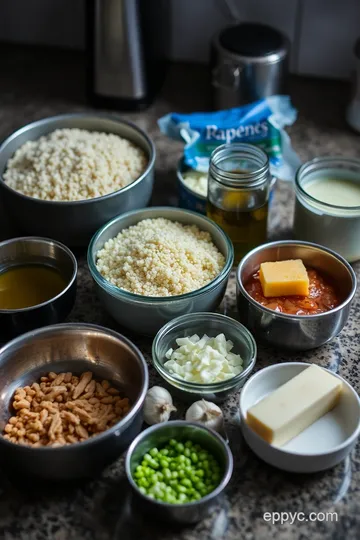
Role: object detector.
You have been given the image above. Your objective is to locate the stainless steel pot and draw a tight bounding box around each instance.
[0,236,77,340]
[236,240,357,351]
[0,323,148,479]
[0,113,155,246]
[211,23,289,109]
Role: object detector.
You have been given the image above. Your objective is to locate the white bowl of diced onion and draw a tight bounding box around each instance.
[152,312,257,402]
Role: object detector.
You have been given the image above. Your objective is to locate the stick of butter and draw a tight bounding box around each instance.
[259,259,309,297]
[246,365,343,447]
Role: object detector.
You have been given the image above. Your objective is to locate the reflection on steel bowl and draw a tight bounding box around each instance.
[236,240,356,351]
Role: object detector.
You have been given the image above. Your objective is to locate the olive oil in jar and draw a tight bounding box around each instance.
[207,143,271,264]
[0,264,67,309]
[207,196,268,263]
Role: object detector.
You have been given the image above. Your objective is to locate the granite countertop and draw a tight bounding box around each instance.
[0,46,360,540]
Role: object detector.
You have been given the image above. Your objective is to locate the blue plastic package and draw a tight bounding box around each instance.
[158,96,301,181]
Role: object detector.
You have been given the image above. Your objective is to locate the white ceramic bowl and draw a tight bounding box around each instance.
[239,362,360,473]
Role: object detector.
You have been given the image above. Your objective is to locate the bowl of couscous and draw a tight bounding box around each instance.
[0,113,155,246]
[87,207,234,335]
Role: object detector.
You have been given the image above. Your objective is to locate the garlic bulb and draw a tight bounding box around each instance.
[143,386,177,425]
[185,399,224,433]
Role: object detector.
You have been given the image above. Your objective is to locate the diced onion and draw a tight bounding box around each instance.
[164,333,243,384]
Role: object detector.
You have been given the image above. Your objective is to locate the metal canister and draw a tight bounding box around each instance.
[211,23,289,110]
[177,158,207,215]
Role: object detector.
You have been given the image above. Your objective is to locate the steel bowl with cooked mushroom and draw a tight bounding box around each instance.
[0,323,148,479]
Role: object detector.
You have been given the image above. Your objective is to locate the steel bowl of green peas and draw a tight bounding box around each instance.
[125,420,233,524]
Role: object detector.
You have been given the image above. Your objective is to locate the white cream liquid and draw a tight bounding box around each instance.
[294,175,360,262]
[304,178,360,207]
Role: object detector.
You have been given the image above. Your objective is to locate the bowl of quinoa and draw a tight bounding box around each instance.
[0,113,155,246]
[88,207,234,335]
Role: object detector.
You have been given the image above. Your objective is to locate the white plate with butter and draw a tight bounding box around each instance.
[239,362,360,473]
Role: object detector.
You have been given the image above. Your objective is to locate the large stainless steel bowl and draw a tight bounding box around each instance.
[0,323,148,479]
[0,236,77,340]
[88,207,234,336]
[125,421,233,524]
[0,113,155,246]
[236,240,357,351]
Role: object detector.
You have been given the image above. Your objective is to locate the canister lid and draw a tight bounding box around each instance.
[219,23,288,58]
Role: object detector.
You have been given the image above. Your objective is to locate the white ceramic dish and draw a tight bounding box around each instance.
[239,362,360,473]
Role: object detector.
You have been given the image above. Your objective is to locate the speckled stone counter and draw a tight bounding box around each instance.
[0,46,360,540]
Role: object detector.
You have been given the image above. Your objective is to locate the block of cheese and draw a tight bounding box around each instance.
[259,259,309,297]
[246,365,343,447]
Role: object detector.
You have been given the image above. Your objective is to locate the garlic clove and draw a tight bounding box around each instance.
[143,386,177,425]
[185,399,224,434]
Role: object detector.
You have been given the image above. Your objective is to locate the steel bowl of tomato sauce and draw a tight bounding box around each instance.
[236,240,357,350]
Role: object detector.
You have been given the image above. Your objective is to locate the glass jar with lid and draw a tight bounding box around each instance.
[294,157,360,262]
[207,143,272,264]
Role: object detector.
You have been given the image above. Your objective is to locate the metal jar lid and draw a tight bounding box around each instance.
[214,23,289,64]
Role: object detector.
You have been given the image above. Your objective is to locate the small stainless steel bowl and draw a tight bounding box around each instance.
[236,240,357,351]
[0,236,77,340]
[152,312,257,402]
[125,421,233,524]
[0,323,148,479]
[177,157,207,215]
[0,113,155,246]
[88,207,234,336]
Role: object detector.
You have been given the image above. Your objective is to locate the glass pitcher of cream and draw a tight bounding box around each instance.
[294,157,360,262]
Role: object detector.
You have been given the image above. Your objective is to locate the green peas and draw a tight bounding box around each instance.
[139,478,149,488]
[176,442,185,453]
[181,478,192,488]
[212,472,221,483]
[133,438,222,504]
